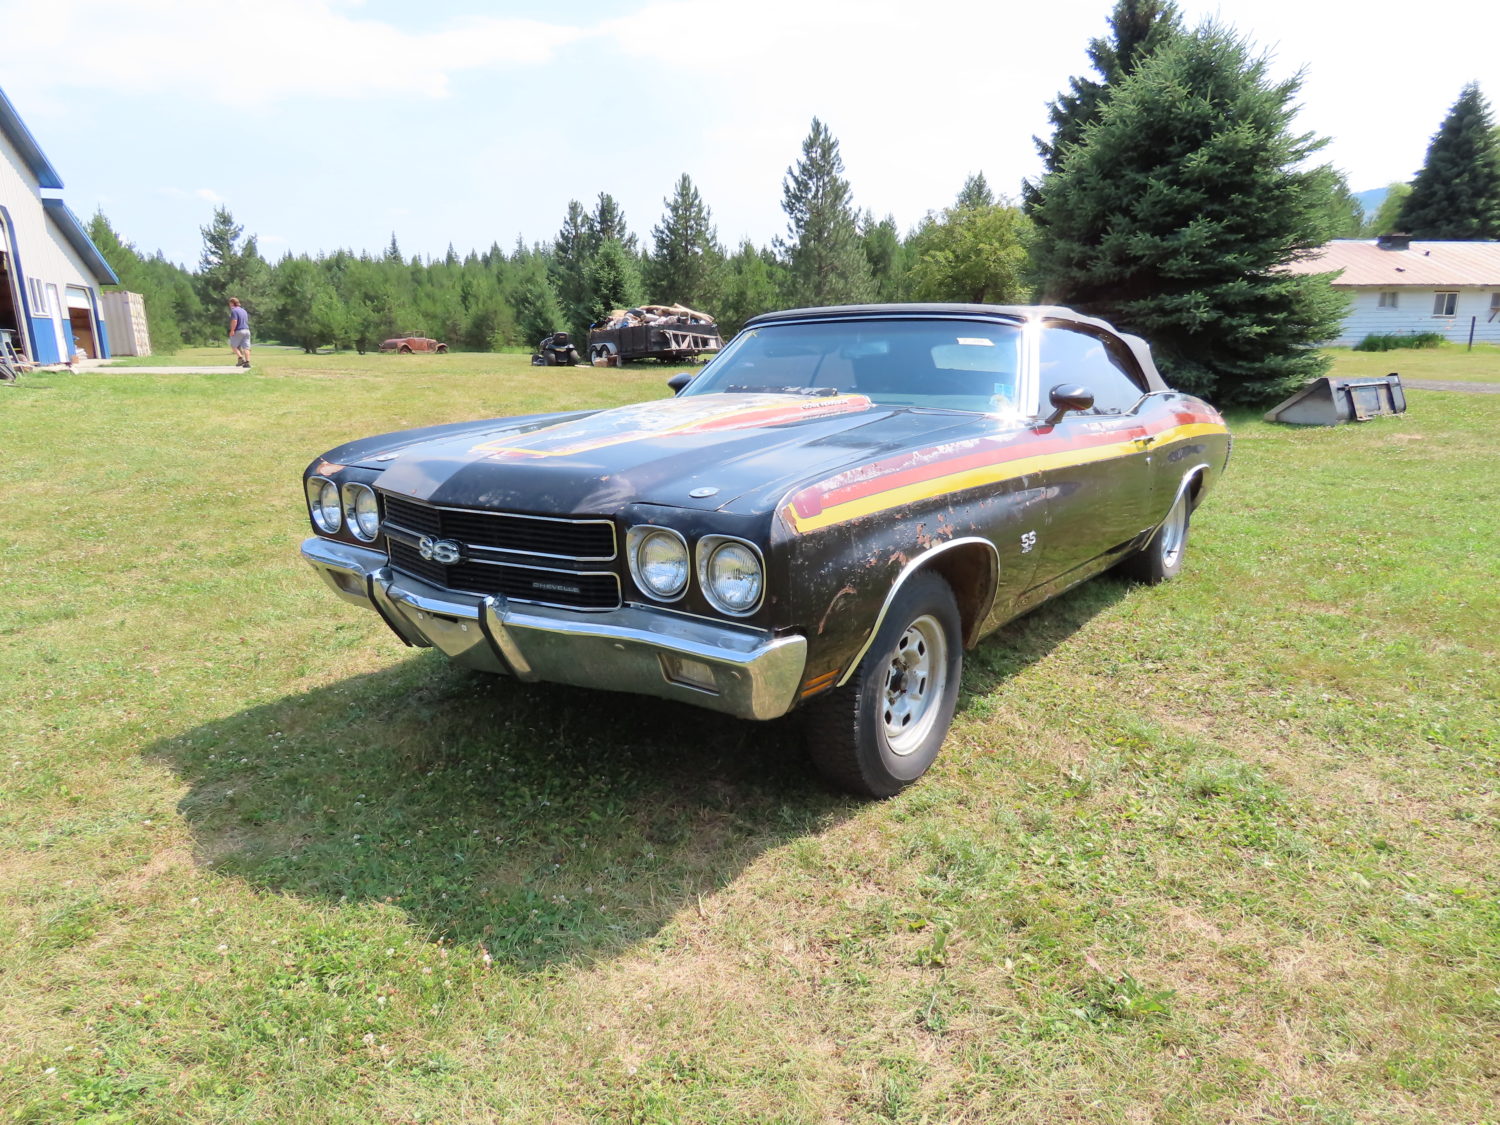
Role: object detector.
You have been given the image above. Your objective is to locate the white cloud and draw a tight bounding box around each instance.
[195,188,225,203]
[0,0,589,104]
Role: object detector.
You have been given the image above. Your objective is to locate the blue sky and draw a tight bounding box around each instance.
[5,0,1498,269]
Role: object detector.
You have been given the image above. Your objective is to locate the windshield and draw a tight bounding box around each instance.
[684,319,1025,415]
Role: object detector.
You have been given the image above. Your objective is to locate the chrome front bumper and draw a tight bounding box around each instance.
[301,537,807,721]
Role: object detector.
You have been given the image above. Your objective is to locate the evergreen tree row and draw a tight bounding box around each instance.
[84,2,1500,406]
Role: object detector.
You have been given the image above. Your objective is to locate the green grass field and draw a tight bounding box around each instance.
[1329,341,1500,382]
[2,346,1497,1123]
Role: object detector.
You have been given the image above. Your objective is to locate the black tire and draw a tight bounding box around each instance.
[803,570,963,798]
[435,344,448,354]
[398,345,412,354]
[1119,487,1190,585]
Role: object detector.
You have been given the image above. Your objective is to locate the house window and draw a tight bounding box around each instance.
[1378,291,1399,309]
[28,277,50,314]
[1433,291,1458,317]
[1490,293,1500,321]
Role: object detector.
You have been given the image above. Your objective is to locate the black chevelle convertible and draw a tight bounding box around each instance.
[302,304,1230,796]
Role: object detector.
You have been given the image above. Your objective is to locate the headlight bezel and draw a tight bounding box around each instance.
[627,525,691,602]
[306,476,342,534]
[697,535,766,617]
[342,482,381,542]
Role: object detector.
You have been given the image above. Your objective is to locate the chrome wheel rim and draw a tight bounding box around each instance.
[1159,493,1188,569]
[881,614,948,756]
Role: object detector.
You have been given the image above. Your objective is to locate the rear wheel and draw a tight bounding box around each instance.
[803,571,962,798]
[1120,488,1190,584]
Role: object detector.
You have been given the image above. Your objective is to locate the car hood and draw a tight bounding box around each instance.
[370,392,995,516]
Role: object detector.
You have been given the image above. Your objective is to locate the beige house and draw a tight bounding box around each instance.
[1286,236,1500,347]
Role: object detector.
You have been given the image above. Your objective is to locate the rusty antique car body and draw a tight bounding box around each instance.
[380,336,448,354]
[302,304,1230,796]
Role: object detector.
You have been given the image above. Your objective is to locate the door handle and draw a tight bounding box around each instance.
[1132,435,1156,449]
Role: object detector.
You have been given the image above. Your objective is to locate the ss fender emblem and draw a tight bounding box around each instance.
[1020,530,1037,554]
[418,535,463,565]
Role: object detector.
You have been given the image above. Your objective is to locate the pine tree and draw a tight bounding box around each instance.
[1027,0,1183,210]
[87,211,194,352]
[778,118,874,306]
[585,239,644,325]
[646,174,723,309]
[592,193,636,254]
[196,206,270,337]
[1397,83,1500,239]
[718,240,785,337]
[1028,26,1347,404]
[1319,173,1366,239]
[550,200,596,337]
[860,213,905,302]
[511,258,567,348]
[954,173,995,211]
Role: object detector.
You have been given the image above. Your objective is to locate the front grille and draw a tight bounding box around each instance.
[380,493,621,611]
[382,494,615,559]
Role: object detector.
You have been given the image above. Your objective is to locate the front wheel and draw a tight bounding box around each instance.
[802,571,963,798]
[1120,488,1190,585]
[435,344,447,354]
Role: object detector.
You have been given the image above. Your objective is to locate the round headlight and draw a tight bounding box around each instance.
[344,483,381,541]
[307,477,341,534]
[702,538,763,615]
[632,528,690,599]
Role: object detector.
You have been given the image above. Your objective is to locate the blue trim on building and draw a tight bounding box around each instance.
[0,203,37,360]
[0,85,64,190]
[91,289,110,358]
[30,315,59,363]
[41,199,118,285]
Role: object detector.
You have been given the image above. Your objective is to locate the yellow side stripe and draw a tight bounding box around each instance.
[786,422,1227,534]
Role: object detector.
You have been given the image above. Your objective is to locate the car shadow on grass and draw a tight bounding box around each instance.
[148,653,851,969]
[149,576,1128,969]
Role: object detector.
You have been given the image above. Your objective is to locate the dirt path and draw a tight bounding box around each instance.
[1402,378,1500,393]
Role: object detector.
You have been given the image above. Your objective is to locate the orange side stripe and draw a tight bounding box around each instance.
[784,421,1226,534]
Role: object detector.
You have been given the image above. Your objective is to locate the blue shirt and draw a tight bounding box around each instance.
[229,306,249,332]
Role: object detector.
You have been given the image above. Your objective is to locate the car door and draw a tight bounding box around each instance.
[1026,321,1157,590]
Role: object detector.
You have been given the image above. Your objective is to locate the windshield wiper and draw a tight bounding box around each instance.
[723,385,840,396]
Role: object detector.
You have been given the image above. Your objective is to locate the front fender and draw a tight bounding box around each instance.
[776,480,1046,692]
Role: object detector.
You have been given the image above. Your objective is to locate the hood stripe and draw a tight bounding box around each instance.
[469,393,873,460]
[783,416,1227,534]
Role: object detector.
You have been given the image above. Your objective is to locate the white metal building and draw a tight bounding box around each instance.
[1286,237,1500,347]
[0,84,117,365]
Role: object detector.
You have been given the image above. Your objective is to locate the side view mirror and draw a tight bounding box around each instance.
[666,372,695,394]
[1044,384,1094,425]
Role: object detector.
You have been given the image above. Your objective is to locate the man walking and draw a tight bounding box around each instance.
[227,298,252,368]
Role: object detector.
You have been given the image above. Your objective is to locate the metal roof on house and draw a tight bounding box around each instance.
[42,198,119,285]
[1285,239,1500,287]
[0,84,64,190]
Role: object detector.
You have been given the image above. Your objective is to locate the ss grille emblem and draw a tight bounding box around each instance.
[417,535,463,565]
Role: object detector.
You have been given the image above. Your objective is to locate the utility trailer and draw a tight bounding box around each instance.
[588,304,722,366]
